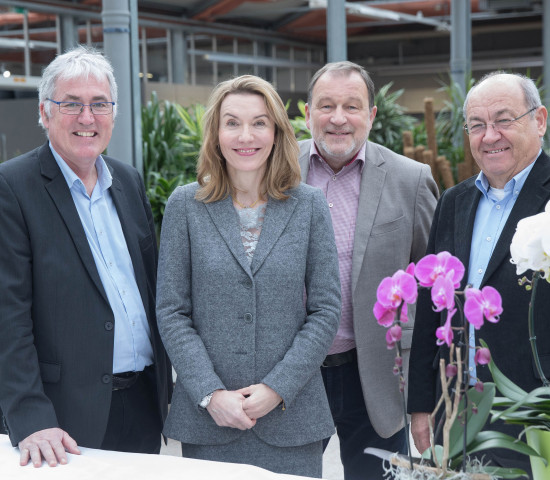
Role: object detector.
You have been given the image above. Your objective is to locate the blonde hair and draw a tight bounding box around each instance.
[196,75,301,203]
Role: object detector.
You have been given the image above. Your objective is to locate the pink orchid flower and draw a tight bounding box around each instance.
[464,286,503,330]
[415,251,465,288]
[386,324,402,349]
[373,300,409,327]
[431,271,456,312]
[373,266,417,327]
[474,347,491,366]
[436,308,456,347]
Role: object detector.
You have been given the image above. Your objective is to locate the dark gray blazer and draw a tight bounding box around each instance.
[156,182,341,447]
[299,139,438,439]
[0,143,172,447]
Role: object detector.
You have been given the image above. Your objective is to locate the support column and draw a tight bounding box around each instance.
[327,0,347,62]
[450,0,471,94]
[171,29,187,84]
[60,14,77,52]
[102,0,142,174]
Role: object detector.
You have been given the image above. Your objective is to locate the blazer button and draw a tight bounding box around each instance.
[244,313,253,324]
[104,321,114,331]
[241,279,252,289]
[102,374,111,384]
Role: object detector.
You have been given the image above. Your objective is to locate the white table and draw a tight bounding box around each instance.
[0,435,315,480]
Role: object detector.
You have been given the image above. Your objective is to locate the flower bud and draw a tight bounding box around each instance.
[446,364,458,377]
[475,381,484,393]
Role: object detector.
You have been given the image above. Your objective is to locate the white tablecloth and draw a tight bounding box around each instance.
[0,435,316,480]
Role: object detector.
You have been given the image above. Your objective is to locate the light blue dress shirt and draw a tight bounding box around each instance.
[51,144,154,374]
[466,155,538,381]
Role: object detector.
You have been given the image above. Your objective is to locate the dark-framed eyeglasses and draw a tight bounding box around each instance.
[46,98,115,115]
[463,106,539,136]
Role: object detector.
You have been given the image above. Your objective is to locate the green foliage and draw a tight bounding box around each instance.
[141,92,202,236]
[482,338,550,432]
[420,380,540,477]
[370,82,416,153]
[289,100,311,141]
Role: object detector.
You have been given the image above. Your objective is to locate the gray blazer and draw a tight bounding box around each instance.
[299,139,438,439]
[156,182,341,447]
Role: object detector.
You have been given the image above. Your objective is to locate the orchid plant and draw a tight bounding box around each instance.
[372,251,540,479]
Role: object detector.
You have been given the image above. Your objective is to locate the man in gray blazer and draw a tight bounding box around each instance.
[299,61,438,480]
[0,46,171,467]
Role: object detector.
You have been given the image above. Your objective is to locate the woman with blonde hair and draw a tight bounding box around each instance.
[156,75,341,477]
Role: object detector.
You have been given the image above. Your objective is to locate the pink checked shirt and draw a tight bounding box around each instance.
[306,142,365,355]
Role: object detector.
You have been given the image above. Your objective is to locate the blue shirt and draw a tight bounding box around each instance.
[51,144,154,373]
[466,156,537,381]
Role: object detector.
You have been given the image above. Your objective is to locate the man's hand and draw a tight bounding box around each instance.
[207,390,256,430]
[411,412,432,455]
[239,384,282,420]
[18,428,80,468]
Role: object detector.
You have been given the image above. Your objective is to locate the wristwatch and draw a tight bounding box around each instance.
[199,391,215,409]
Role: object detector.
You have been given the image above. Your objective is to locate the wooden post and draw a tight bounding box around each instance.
[422,149,438,186]
[424,98,438,160]
[437,155,455,189]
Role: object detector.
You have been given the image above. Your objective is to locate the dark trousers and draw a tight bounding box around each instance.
[321,357,407,480]
[101,365,162,454]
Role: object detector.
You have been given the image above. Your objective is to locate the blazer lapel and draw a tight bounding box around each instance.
[482,154,550,286]
[250,194,298,275]
[351,143,385,296]
[40,144,109,304]
[298,140,311,182]
[204,196,252,274]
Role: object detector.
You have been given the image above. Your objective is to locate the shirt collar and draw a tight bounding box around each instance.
[309,141,366,173]
[474,149,540,200]
[50,142,112,194]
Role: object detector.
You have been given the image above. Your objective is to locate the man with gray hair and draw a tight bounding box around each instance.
[408,71,550,475]
[0,46,171,467]
[299,61,438,480]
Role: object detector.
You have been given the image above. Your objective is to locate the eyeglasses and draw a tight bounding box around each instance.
[463,106,539,136]
[46,98,115,115]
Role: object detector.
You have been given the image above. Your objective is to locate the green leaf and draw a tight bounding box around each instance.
[480,339,528,402]
[466,430,545,462]
[448,383,495,458]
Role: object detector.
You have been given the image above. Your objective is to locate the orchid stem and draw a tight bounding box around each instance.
[528,272,550,387]
[395,304,413,470]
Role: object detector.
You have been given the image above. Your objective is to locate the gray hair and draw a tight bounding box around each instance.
[38,45,118,129]
[307,61,375,111]
[463,71,541,120]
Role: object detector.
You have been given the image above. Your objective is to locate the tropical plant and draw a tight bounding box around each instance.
[370,82,416,153]
[289,100,311,141]
[141,92,202,235]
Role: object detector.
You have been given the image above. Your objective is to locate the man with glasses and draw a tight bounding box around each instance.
[408,71,550,475]
[0,46,172,467]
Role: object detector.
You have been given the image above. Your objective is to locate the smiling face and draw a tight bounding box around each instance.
[218,93,275,181]
[40,74,114,176]
[465,75,547,188]
[305,70,376,172]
